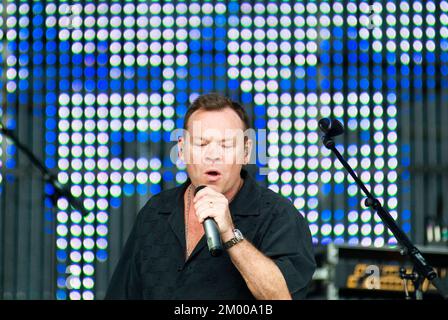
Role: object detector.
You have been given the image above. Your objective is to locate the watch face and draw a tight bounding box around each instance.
[224,229,244,249]
[234,229,243,240]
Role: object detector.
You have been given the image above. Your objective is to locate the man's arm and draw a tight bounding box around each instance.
[194,187,316,300]
[222,231,292,300]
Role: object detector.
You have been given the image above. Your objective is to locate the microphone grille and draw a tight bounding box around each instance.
[318,118,331,132]
[331,119,345,136]
[194,185,206,196]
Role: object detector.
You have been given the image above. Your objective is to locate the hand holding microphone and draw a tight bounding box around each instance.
[193,185,236,257]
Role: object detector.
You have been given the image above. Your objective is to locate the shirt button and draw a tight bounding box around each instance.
[177,265,183,272]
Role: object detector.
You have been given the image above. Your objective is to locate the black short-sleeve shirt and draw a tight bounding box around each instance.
[105,169,316,300]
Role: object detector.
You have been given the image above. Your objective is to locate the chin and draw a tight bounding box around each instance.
[206,184,223,192]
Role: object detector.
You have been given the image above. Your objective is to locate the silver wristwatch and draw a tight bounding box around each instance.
[223,229,244,249]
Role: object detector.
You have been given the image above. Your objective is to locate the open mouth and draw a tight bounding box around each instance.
[204,169,222,180]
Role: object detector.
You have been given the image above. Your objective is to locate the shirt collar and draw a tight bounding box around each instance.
[155,168,261,260]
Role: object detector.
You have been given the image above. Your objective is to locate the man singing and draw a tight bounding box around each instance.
[105,93,316,299]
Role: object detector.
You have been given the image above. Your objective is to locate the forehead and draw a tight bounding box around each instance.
[186,108,246,138]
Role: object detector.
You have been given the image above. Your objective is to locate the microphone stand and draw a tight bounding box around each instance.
[321,134,448,300]
[0,124,89,216]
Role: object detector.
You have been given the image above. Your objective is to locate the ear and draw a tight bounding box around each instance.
[178,136,185,162]
[244,138,253,165]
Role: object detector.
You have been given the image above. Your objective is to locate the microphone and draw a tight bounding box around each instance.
[194,185,223,257]
[319,118,447,300]
[318,118,345,137]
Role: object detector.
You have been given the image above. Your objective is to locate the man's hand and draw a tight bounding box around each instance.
[193,186,235,241]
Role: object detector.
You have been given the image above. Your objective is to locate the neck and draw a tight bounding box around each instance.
[223,176,244,203]
[189,176,244,203]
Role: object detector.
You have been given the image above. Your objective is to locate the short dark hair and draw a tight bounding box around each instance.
[183,93,251,131]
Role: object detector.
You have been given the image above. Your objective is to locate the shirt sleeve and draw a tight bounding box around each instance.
[258,200,316,300]
[104,211,144,300]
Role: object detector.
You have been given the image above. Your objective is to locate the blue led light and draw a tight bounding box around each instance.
[123,184,135,196]
[150,185,161,194]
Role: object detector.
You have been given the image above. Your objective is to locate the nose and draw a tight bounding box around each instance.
[204,142,222,162]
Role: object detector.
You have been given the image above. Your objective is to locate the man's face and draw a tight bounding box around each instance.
[178,107,252,194]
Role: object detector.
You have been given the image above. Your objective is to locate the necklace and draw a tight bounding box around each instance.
[184,178,244,260]
[185,184,193,259]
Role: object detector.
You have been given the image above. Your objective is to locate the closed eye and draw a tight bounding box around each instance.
[193,140,235,148]
[193,140,208,146]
